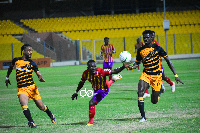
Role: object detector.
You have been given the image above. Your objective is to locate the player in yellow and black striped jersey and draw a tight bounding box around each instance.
[5,44,55,128]
[128,30,184,122]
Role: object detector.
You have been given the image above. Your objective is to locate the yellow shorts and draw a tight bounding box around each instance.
[140,72,162,91]
[17,84,41,100]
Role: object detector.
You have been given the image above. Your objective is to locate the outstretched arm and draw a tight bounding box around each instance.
[5,65,13,88]
[111,63,131,74]
[72,81,85,100]
[164,56,184,84]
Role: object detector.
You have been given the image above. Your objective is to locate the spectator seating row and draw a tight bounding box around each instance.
[0,35,44,61]
[20,10,200,35]
[0,20,25,35]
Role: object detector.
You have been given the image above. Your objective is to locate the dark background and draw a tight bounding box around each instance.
[0,0,199,20]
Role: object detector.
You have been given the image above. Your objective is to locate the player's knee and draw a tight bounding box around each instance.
[89,100,96,106]
[151,93,159,104]
[22,105,28,111]
[138,91,144,97]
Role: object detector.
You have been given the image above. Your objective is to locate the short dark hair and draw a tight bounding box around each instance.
[142,30,153,36]
[21,43,32,55]
[87,60,96,67]
[104,37,109,40]
[151,31,155,36]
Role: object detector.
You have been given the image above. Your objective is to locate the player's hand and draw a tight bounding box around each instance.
[38,76,45,82]
[71,93,78,100]
[5,79,11,88]
[175,77,184,84]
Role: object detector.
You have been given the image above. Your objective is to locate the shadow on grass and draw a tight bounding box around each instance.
[63,121,87,125]
[110,97,137,100]
[98,117,140,122]
[0,126,26,128]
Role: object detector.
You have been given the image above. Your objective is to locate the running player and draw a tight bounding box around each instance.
[127,30,184,122]
[143,31,176,98]
[100,37,116,80]
[5,44,55,128]
[71,60,128,126]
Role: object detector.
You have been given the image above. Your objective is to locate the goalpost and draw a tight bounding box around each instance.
[80,39,104,63]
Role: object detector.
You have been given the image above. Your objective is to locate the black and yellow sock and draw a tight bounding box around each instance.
[138,97,145,118]
[22,105,34,122]
[44,105,53,119]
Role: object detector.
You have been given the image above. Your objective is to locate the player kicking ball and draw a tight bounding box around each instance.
[71,60,128,126]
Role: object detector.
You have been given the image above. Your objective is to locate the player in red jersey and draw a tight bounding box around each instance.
[100,37,116,80]
[5,44,55,128]
[71,60,128,126]
[143,31,176,98]
[134,38,145,71]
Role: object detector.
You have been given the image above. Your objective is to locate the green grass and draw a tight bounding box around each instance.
[0,58,199,133]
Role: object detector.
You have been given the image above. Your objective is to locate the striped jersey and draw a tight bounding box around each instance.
[101,44,115,62]
[11,57,39,88]
[136,44,167,75]
[81,67,111,91]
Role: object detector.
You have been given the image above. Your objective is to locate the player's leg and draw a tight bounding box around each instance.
[87,90,109,126]
[87,99,97,126]
[151,75,162,104]
[34,99,56,123]
[138,64,140,71]
[162,72,175,92]
[103,62,108,69]
[19,94,36,128]
[143,86,150,98]
[107,62,114,80]
[138,80,149,122]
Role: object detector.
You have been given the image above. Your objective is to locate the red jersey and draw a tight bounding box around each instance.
[101,44,115,62]
[81,67,111,91]
[153,40,160,46]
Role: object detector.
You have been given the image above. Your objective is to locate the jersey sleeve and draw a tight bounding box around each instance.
[30,61,39,73]
[101,45,104,52]
[112,44,115,51]
[158,46,167,57]
[81,70,88,82]
[11,58,18,67]
[98,67,112,76]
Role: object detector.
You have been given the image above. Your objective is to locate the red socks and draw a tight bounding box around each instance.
[106,80,115,88]
[166,76,173,86]
[145,88,149,93]
[89,106,95,124]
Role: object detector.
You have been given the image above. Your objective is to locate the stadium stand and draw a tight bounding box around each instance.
[1,10,199,61]
[0,20,25,35]
[0,35,44,61]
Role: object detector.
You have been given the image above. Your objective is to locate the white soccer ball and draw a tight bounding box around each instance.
[119,51,132,63]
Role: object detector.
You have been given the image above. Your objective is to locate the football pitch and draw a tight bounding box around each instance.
[0,58,199,132]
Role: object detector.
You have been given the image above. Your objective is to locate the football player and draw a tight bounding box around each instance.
[100,37,116,80]
[71,60,129,126]
[127,30,184,122]
[5,44,55,128]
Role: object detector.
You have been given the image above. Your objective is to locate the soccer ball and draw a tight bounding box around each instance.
[119,51,132,63]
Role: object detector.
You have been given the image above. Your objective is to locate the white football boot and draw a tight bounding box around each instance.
[112,74,122,81]
[171,81,175,93]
